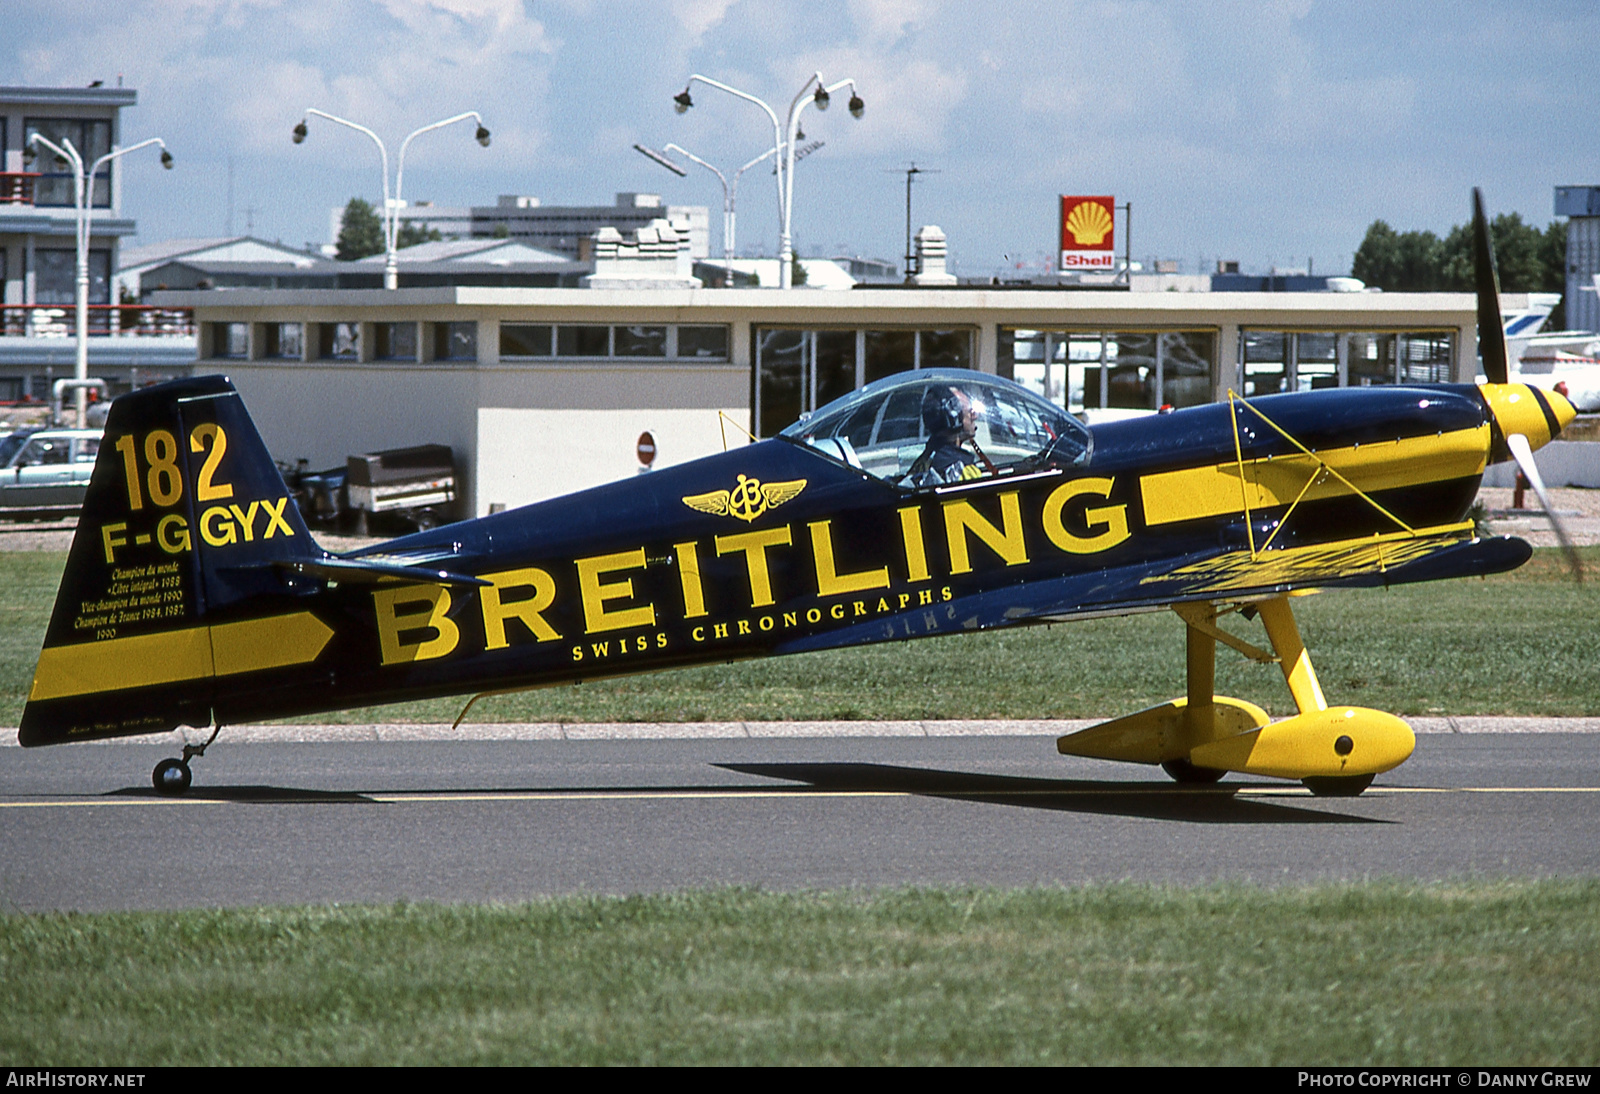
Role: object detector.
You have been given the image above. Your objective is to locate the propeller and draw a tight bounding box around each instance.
[1473,187,1584,579]
[1505,432,1583,578]
[1473,188,1509,386]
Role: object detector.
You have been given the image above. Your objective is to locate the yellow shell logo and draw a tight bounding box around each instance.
[1065,201,1113,246]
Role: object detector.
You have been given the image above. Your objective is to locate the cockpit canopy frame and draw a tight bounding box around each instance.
[779,368,1092,487]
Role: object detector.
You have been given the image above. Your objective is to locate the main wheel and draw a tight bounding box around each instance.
[1301,773,1374,797]
[1161,758,1227,784]
[152,758,192,796]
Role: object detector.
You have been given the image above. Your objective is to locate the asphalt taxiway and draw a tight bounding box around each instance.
[1,726,1596,912]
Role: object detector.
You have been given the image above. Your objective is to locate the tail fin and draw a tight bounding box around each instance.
[20,375,327,746]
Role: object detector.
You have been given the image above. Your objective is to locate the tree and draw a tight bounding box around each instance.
[1353,209,1567,324]
[335,197,384,261]
[1351,220,1444,293]
[396,221,442,249]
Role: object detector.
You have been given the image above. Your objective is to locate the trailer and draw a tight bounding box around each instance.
[282,443,457,535]
[345,444,457,533]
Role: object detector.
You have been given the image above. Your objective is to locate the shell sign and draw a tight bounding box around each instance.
[1059,195,1116,270]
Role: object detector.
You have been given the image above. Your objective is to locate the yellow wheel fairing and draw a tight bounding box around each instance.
[1189,706,1416,779]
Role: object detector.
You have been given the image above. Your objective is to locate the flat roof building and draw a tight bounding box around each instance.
[158,284,1483,518]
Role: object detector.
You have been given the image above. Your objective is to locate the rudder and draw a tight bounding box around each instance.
[20,375,324,746]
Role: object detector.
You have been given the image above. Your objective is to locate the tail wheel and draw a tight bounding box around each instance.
[1161,758,1226,784]
[1302,773,1375,797]
[152,758,192,796]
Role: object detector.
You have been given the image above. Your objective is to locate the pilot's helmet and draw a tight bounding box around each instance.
[922,384,979,435]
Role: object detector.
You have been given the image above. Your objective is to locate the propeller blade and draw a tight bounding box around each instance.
[1506,432,1583,581]
[1474,188,1510,385]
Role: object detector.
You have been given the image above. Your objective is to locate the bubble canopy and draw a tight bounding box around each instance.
[778,368,1092,486]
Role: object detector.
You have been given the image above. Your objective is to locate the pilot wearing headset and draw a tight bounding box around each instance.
[907,383,997,486]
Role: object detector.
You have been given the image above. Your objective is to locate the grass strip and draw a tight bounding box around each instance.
[2,881,1597,1065]
[1,548,1597,725]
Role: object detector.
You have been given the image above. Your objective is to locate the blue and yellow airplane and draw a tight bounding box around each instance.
[18,192,1578,797]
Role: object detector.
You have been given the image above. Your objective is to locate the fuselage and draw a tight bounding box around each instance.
[215,384,1511,724]
[18,374,1570,744]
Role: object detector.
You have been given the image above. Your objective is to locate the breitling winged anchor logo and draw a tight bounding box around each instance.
[682,474,807,523]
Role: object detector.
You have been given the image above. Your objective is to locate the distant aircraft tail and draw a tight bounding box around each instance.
[19,375,327,746]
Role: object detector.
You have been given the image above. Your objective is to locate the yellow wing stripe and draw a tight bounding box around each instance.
[1139,522,1475,593]
[29,612,334,702]
[1139,425,1489,527]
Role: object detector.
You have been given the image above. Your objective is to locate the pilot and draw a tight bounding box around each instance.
[907,384,995,486]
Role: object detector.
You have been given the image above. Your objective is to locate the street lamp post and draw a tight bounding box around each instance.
[25,133,171,428]
[634,142,781,268]
[673,73,862,288]
[293,109,490,290]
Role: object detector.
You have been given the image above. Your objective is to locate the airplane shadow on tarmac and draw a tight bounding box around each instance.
[101,764,1386,823]
[716,763,1387,824]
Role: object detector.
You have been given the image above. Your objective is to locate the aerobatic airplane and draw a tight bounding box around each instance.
[17,192,1579,798]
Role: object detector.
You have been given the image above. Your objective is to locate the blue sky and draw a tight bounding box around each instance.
[6,0,1597,277]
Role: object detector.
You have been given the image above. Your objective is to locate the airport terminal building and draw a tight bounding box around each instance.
[160,283,1481,517]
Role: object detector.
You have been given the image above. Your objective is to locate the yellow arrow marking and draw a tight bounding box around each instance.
[29,612,334,702]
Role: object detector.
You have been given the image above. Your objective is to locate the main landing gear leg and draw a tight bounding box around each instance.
[1256,598,1373,798]
[152,724,221,796]
[1162,606,1227,785]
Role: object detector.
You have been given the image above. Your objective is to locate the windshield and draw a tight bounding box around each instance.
[779,369,1090,486]
[0,431,34,467]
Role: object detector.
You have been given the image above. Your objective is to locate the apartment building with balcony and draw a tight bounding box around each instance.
[0,85,193,404]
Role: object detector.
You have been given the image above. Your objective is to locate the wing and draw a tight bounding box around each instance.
[681,490,731,516]
[760,478,807,509]
[1132,524,1530,601]
[770,526,1530,659]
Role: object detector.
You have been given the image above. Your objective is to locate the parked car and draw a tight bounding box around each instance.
[0,428,102,517]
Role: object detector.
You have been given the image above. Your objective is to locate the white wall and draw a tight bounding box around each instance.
[476,405,749,512]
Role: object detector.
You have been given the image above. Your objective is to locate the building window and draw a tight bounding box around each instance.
[500,323,731,361]
[864,331,915,383]
[375,322,417,361]
[434,321,477,361]
[319,322,361,361]
[1003,328,1216,414]
[753,327,976,437]
[1239,330,1454,391]
[25,118,113,208]
[212,322,248,359]
[34,249,110,305]
[556,325,609,357]
[500,324,553,358]
[614,325,667,357]
[676,326,729,359]
[263,323,303,360]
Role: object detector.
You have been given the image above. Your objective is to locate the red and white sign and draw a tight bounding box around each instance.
[1059,195,1116,270]
[637,431,657,467]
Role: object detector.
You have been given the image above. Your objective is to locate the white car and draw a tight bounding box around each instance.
[0,428,102,515]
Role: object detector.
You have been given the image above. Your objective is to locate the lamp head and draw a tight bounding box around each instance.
[673,89,693,114]
[159,148,173,170]
[813,85,830,111]
[292,119,308,144]
[848,94,865,119]
[475,125,491,148]
[21,144,34,167]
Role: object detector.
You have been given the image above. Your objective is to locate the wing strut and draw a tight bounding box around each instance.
[1226,391,1418,559]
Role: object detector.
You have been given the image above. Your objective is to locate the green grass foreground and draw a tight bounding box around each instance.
[3,882,1597,1065]
[1,548,1597,725]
